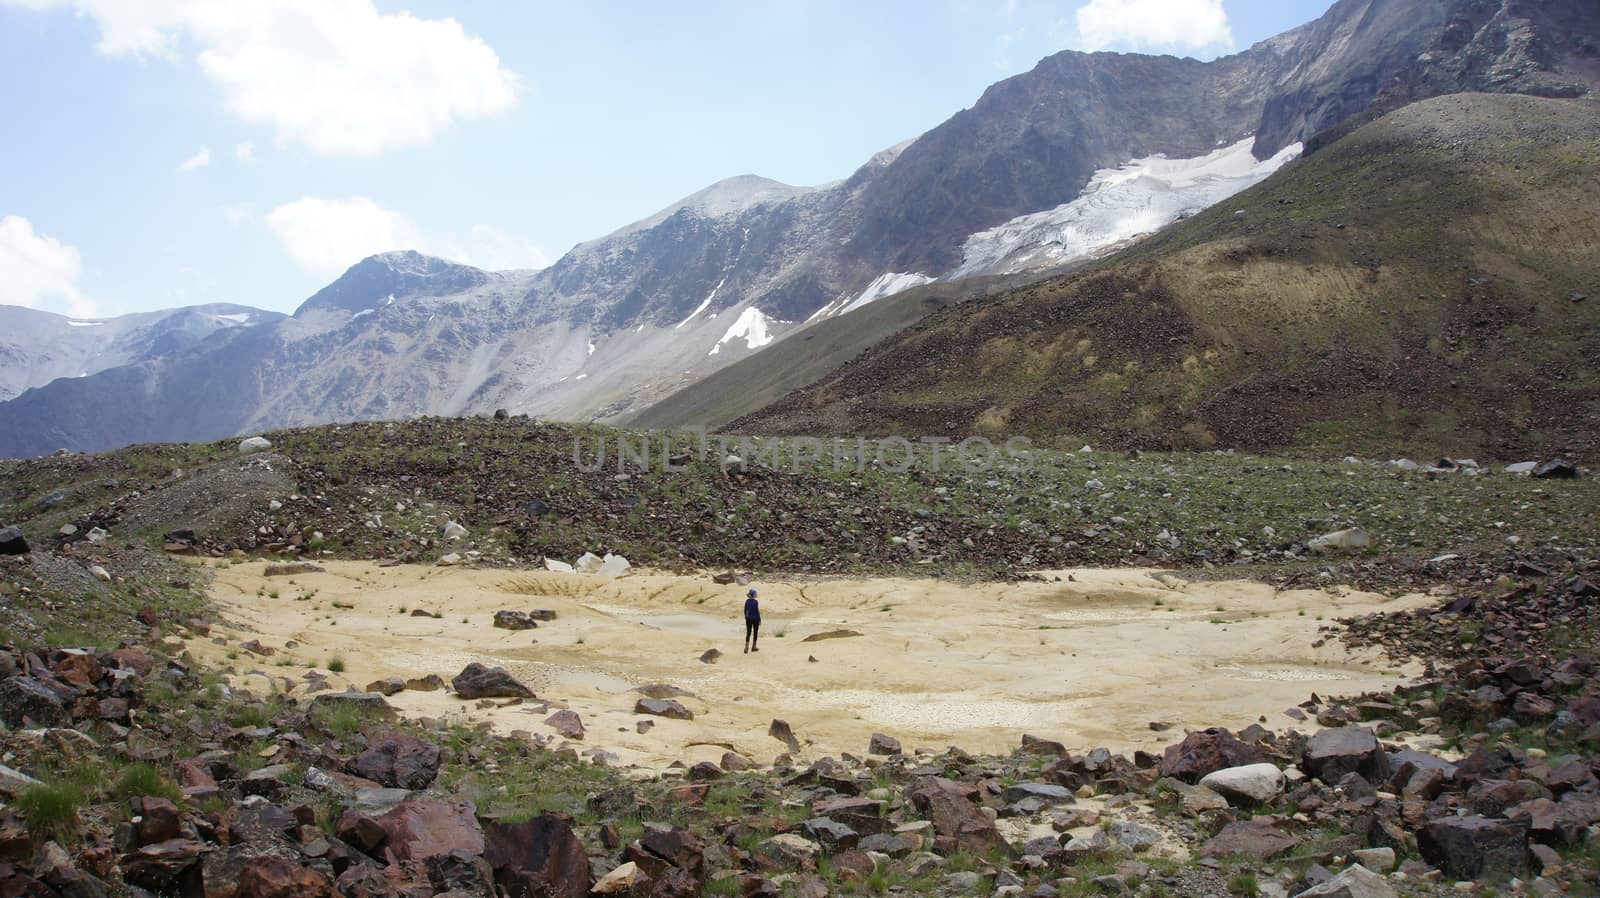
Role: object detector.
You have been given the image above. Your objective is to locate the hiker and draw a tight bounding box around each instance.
[744,588,761,653]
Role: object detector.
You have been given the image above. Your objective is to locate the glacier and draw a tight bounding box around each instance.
[948,138,1303,279]
[709,306,781,356]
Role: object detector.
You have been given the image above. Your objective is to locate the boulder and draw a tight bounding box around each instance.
[769,719,800,753]
[543,557,575,573]
[0,527,29,556]
[1159,728,1267,783]
[597,553,632,577]
[308,691,396,718]
[868,733,901,756]
[1290,864,1396,898]
[908,777,1009,855]
[592,861,647,894]
[483,814,591,898]
[546,709,585,740]
[574,553,604,573]
[623,825,705,898]
[123,838,206,894]
[0,677,67,727]
[405,674,446,692]
[364,677,405,697]
[1199,763,1285,806]
[131,797,183,846]
[372,800,484,864]
[350,732,441,790]
[493,610,540,631]
[441,521,468,540]
[635,698,693,720]
[238,436,272,454]
[452,663,534,699]
[1302,727,1390,783]
[1531,459,1578,479]
[1418,815,1529,882]
[1307,527,1371,554]
[1200,818,1299,860]
[237,855,337,898]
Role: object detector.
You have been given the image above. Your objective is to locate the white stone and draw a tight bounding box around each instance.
[592,862,646,895]
[436,553,462,566]
[441,521,468,540]
[597,553,632,577]
[86,527,109,544]
[1351,846,1396,871]
[544,557,575,573]
[1504,461,1537,474]
[1291,864,1397,898]
[88,565,111,583]
[1200,763,1285,805]
[239,436,272,454]
[574,552,604,573]
[1307,527,1371,554]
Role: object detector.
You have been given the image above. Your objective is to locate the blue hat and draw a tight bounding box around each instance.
[747,589,757,597]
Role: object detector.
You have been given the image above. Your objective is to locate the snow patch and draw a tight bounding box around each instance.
[950,138,1303,279]
[575,373,588,380]
[709,306,784,356]
[587,340,596,356]
[834,272,934,317]
[66,320,105,328]
[676,277,726,328]
[351,309,374,320]
[212,312,253,325]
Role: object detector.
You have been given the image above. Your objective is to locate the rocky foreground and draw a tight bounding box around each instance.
[0,542,1595,898]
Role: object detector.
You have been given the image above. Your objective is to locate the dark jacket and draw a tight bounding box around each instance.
[744,597,761,621]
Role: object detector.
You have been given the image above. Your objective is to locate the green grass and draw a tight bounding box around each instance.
[1228,871,1260,896]
[15,781,89,842]
[112,763,182,803]
[327,654,346,673]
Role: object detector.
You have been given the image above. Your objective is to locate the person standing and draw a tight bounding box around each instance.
[743,588,761,653]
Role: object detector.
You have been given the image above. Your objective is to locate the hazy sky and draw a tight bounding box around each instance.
[0,0,1330,318]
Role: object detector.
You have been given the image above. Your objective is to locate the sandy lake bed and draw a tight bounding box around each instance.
[191,560,1434,769]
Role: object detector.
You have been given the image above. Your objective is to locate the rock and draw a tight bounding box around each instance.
[592,861,647,894]
[1351,847,1396,872]
[623,825,706,897]
[802,629,864,642]
[452,663,534,699]
[868,733,901,756]
[546,709,584,740]
[908,777,1008,855]
[131,796,183,846]
[441,521,468,540]
[544,557,574,573]
[309,691,396,718]
[493,610,541,631]
[437,552,463,566]
[574,552,604,573]
[1200,763,1286,806]
[124,838,206,893]
[802,817,860,850]
[263,562,323,577]
[1003,783,1074,805]
[1531,459,1578,479]
[0,526,28,556]
[364,677,405,696]
[1160,728,1267,783]
[769,719,800,753]
[635,698,693,720]
[1200,818,1299,860]
[945,871,983,892]
[1504,462,1537,475]
[1418,815,1529,882]
[1108,821,1160,852]
[88,564,111,582]
[373,800,484,864]
[0,677,67,727]
[752,833,818,872]
[482,814,591,898]
[1302,727,1390,783]
[720,751,754,771]
[1307,527,1371,554]
[597,553,632,577]
[405,674,446,692]
[699,649,722,664]
[237,856,337,898]
[1291,864,1396,898]
[238,436,272,454]
[351,732,441,790]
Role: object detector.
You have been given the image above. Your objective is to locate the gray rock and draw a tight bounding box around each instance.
[1291,864,1396,898]
[1350,847,1396,872]
[309,691,397,718]
[493,610,540,631]
[0,526,29,555]
[1003,783,1075,805]
[1108,821,1160,852]
[801,817,859,850]
[868,733,901,755]
[451,663,534,699]
[238,436,272,454]
[1418,815,1529,882]
[1302,727,1390,783]
[634,698,693,720]
[944,871,983,893]
[1531,459,1579,479]
[0,676,67,726]
[1200,763,1285,805]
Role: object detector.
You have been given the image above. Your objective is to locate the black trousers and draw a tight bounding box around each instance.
[745,619,760,644]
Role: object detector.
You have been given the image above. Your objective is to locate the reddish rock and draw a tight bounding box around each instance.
[131,797,183,846]
[482,813,592,898]
[907,777,1009,856]
[122,838,206,894]
[1159,728,1267,783]
[545,709,585,741]
[237,855,336,898]
[1199,817,1300,860]
[373,801,484,865]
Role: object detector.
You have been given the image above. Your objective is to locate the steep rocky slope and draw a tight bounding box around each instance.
[731,94,1600,460]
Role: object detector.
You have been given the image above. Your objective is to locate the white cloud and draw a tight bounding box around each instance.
[264,196,548,278]
[4,0,521,157]
[234,141,255,164]
[445,224,550,271]
[0,215,97,317]
[1073,0,1232,53]
[177,145,210,171]
[266,197,426,278]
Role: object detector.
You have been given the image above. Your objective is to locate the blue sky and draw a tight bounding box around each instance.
[0,0,1330,318]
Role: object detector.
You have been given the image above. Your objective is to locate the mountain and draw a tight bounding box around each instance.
[729,93,1600,460]
[0,303,280,402]
[0,0,1594,457]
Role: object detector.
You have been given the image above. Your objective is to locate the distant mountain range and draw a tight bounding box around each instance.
[1,0,1594,458]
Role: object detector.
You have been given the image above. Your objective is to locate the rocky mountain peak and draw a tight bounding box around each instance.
[294,251,489,317]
